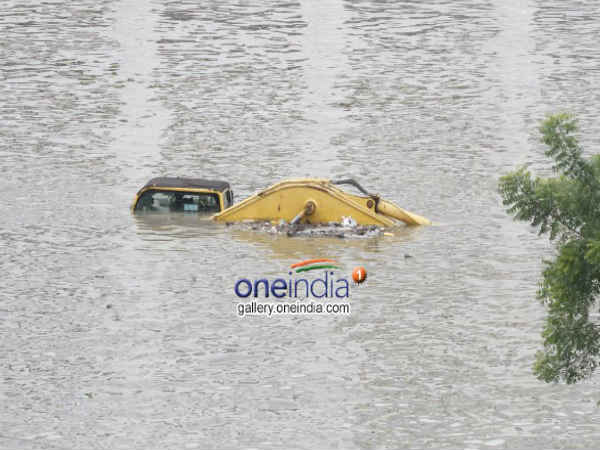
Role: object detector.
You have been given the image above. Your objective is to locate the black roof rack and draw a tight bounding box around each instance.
[139,177,230,194]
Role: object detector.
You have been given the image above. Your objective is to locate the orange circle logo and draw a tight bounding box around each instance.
[352,266,367,284]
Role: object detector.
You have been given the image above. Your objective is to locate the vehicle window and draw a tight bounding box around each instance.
[135,190,221,214]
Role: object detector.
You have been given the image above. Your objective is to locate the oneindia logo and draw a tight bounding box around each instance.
[234,259,363,299]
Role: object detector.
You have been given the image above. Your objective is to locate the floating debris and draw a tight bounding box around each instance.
[341,216,357,228]
[235,218,385,238]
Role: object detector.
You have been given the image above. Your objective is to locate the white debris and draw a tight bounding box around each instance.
[341,216,357,228]
[242,218,384,238]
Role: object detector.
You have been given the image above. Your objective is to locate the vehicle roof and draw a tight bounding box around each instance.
[139,177,230,193]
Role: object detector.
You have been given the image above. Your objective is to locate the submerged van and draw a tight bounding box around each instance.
[132,177,233,214]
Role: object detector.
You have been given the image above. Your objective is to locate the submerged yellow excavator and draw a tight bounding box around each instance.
[132,177,430,226]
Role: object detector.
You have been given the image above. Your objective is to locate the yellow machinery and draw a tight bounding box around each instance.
[133,177,430,226]
[212,178,430,226]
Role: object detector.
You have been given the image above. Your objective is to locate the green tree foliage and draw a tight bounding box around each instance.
[499,113,600,383]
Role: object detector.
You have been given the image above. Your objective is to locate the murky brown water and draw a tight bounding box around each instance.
[2,0,600,448]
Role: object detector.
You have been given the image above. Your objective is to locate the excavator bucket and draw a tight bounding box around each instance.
[212,179,430,226]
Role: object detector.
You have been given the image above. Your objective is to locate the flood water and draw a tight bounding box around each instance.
[2,0,600,448]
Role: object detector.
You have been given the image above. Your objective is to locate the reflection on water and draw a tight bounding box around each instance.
[3,0,600,449]
[133,213,422,258]
[133,214,220,239]
[229,225,423,261]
